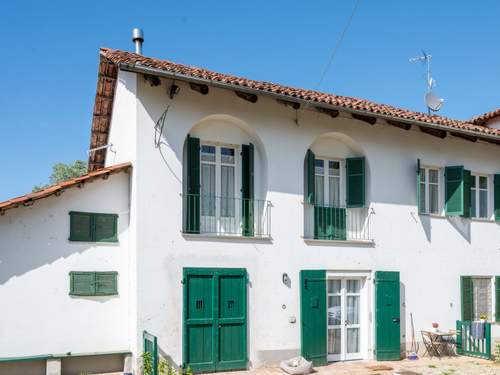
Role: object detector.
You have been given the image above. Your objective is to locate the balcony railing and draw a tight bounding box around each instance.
[304,203,372,241]
[183,194,271,238]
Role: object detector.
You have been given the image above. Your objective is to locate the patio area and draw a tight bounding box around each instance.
[213,357,500,375]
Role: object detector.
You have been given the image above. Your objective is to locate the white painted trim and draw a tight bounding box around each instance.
[182,233,272,241]
[303,238,374,246]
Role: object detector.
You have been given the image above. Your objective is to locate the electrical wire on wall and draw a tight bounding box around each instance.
[154,105,170,148]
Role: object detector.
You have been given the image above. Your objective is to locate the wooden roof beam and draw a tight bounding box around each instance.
[419,126,447,139]
[277,99,300,110]
[190,82,209,95]
[315,107,339,118]
[450,132,478,143]
[352,113,377,125]
[386,119,412,131]
[235,91,258,103]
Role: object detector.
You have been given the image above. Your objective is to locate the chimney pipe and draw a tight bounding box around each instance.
[132,28,144,54]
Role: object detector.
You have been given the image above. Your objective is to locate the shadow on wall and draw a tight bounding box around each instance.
[447,216,471,243]
[0,205,128,285]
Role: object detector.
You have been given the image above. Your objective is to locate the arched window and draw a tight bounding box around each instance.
[304,135,370,241]
[182,116,270,238]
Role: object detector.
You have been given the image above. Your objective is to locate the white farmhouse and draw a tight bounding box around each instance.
[1,39,500,375]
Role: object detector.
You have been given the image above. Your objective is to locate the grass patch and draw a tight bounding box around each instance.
[428,364,437,368]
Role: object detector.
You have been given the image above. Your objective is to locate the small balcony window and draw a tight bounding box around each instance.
[183,135,271,238]
[304,150,371,241]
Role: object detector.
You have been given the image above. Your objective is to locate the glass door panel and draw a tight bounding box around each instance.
[327,278,363,362]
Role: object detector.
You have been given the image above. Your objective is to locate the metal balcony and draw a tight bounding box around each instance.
[183,194,271,238]
[304,203,372,242]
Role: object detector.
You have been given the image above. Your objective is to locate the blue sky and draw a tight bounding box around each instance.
[1,1,499,201]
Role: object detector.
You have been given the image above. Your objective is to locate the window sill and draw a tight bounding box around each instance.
[303,237,375,246]
[419,213,497,223]
[470,217,497,223]
[68,238,119,244]
[182,233,273,242]
[419,212,445,219]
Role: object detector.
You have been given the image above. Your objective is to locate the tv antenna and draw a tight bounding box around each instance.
[409,51,444,114]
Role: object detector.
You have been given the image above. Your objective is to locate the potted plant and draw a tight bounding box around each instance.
[479,313,487,322]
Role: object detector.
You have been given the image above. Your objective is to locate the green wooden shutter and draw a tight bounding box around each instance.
[241,144,254,237]
[94,214,118,242]
[445,166,465,216]
[69,212,93,241]
[495,277,500,323]
[416,159,421,213]
[346,157,365,208]
[494,175,500,221]
[185,135,200,233]
[375,271,401,360]
[463,170,472,218]
[313,206,346,240]
[304,150,315,204]
[69,272,95,296]
[461,276,473,321]
[95,272,118,295]
[300,270,327,366]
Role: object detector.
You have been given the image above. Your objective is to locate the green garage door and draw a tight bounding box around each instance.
[375,271,401,361]
[183,268,247,372]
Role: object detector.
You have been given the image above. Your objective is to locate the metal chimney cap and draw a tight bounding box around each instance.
[132,28,144,42]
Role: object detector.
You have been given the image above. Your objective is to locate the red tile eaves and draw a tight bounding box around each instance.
[0,162,132,215]
[99,47,500,137]
[470,108,500,126]
[89,48,500,171]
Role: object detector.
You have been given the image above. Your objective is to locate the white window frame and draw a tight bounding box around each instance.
[470,174,489,219]
[314,157,345,207]
[419,166,441,215]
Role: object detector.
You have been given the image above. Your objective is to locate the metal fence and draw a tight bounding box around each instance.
[304,204,372,241]
[183,194,271,237]
[456,320,492,360]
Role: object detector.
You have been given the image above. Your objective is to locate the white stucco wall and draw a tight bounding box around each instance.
[105,71,500,369]
[0,172,131,358]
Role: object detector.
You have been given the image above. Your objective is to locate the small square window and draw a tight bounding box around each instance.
[69,271,118,296]
[69,212,118,243]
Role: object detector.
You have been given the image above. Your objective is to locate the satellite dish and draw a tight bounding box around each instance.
[425,91,444,112]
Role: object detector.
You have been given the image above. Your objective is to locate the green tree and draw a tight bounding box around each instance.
[33,160,87,192]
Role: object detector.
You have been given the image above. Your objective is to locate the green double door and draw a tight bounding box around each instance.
[183,268,247,373]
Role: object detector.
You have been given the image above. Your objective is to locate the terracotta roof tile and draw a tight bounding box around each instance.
[0,162,132,214]
[100,47,500,138]
[470,108,500,125]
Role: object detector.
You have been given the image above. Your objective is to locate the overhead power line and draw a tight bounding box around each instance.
[316,0,362,89]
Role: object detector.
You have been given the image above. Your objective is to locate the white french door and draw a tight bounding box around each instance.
[200,143,240,234]
[327,278,363,361]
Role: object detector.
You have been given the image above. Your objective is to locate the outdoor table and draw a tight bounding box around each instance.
[421,330,456,358]
[432,332,456,356]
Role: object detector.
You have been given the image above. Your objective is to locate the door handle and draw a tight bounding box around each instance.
[392,318,400,323]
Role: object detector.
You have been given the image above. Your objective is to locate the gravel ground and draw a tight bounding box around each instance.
[210,357,500,375]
